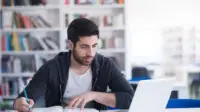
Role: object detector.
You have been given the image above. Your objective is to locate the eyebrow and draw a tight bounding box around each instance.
[80,43,98,47]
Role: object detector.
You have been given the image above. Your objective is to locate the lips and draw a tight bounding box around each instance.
[84,57,93,62]
[85,56,93,60]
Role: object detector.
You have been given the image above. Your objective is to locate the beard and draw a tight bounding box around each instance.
[72,49,94,66]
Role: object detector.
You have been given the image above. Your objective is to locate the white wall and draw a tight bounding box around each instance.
[126,0,200,65]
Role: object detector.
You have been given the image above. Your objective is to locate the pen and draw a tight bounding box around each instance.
[23,88,32,110]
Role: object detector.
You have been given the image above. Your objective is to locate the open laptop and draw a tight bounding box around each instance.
[127,78,176,112]
[101,78,176,112]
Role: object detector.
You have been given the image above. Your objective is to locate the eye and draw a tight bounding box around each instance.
[93,45,97,48]
[81,45,88,48]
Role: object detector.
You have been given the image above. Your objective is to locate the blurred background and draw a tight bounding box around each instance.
[1,0,200,110]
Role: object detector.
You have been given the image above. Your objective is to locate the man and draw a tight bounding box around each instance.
[14,18,134,112]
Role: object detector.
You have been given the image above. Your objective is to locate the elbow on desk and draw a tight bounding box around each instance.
[114,92,133,109]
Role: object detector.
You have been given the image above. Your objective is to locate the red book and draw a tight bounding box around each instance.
[65,0,69,5]
[2,0,5,7]
[0,84,2,96]
[118,0,124,4]
[1,35,6,51]
[22,16,32,28]
[103,16,108,27]
[76,0,80,4]
[16,13,22,28]
[41,0,47,5]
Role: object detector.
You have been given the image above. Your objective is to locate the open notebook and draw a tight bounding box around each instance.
[32,106,99,112]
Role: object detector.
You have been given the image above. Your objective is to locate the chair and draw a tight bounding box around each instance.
[131,66,151,79]
[129,66,151,90]
[166,99,200,108]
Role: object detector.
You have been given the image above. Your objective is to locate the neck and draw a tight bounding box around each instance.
[70,54,90,74]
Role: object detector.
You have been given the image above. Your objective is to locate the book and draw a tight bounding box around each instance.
[1,35,6,51]
[37,15,52,27]
[1,55,36,73]
[11,32,21,51]
[118,0,124,4]
[32,106,99,112]
[0,10,2,28]
[65,0,69,5]
[3,11,12,29]
[43,37,59,50]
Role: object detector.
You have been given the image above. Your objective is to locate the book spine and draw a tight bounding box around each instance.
[1,35,6,51]
[118,0,124,4]
[65,0,69,5]
[3,11,12,29]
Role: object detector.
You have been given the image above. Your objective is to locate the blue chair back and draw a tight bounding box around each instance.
[131,66,151,82]
[166,99,200,108]
[130,76,151,82]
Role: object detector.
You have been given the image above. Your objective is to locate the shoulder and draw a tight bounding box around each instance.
[95,53,116,67]
[41,52,69,70]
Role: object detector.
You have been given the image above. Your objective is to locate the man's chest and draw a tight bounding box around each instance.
[63,70,93,97]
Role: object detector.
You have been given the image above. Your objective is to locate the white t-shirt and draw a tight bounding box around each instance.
[63,68,94,107]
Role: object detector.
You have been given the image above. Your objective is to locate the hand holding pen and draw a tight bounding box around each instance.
[24,88,33,111]
[14,97,34,112]
[14,89,34,112]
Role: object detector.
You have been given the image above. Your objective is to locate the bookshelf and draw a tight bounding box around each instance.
[1,28,60,32]
[1,5,60,10]
[0,0,129,105]
[1,73,34,77]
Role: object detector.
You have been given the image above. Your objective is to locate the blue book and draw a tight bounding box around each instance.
[0,11,2,29]
[19,34,25,51]
[5,34,9,51]
[6,34,12,51]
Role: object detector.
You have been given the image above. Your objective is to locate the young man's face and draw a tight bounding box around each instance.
[72,35,98,66]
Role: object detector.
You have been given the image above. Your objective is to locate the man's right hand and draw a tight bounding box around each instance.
[14,97,34,112]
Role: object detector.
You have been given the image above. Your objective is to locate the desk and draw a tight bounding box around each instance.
[166,108,200,112]
[5,108,200,112]
[101,108,200,112]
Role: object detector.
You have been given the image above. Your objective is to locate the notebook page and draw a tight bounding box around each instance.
[64,108,99,112]
[32,106,63,112]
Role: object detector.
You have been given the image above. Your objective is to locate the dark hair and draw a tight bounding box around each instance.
[67,18,99,45]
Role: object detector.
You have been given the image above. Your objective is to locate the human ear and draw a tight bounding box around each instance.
[68,40,74,50]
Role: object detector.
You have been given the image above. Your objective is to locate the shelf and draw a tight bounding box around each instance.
[1,95,18,99]
[1,50,66,55]
[99,27,125,31]
[65,27,124,32]
[1,28,60,32]
[97,48,125,53]
[1,73,34,77]
[2,5,60,10]
[1,49,121,55]
[65,4,124,10]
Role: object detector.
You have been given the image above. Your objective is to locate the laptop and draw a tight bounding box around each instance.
[127,78,176,112]
[102,78,176,112]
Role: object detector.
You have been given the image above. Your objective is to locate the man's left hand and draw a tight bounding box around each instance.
[68,91,96,110]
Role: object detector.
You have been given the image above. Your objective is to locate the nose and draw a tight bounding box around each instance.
[87,48,95,56]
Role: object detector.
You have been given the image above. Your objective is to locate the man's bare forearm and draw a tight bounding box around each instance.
[92,92,116,108]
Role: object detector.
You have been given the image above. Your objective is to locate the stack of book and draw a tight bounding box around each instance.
[98,36,124,49]
[1,0,46,6]
[74,0,124,5]
[1,33,59,52]
[72,13,124,28]
[1,55,36,73]
[3,11,52,29]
